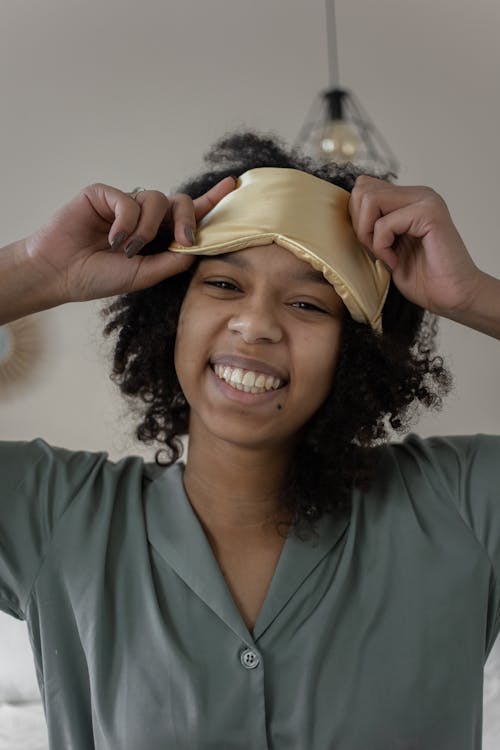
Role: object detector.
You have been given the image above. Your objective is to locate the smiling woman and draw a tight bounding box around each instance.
[4,127,500,750]
[101,130,452,542]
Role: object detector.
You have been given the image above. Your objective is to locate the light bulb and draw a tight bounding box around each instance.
[316,119,363,163]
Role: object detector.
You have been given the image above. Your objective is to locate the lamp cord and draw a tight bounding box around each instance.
[325,0,340,89]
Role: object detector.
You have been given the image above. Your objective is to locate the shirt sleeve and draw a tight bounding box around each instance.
[396,432,500,647]
[0,438,109,620]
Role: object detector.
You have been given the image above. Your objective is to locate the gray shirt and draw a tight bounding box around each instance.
[0,433,499,749]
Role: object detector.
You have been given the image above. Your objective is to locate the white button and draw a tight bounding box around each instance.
[240,647,260,670]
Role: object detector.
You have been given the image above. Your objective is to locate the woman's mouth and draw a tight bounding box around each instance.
[211,363,287,394]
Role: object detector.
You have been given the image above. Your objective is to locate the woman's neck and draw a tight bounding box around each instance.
[182,426,295,542]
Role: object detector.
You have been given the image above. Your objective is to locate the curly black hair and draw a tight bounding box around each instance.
[101,129,453,542]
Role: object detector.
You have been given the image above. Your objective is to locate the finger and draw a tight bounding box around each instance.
[371,205,424,269]
[126,251,196,292]
[119,190,172,257]
[82,183,143,250]
[168,193,198,247]
[192,176,237,222]
[349,178,383,250]
[168,176,237,248]
[350,176,434,250]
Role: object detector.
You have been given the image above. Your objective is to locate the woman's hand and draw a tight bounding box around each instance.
[23,176,237,304]
[348,175,483,317]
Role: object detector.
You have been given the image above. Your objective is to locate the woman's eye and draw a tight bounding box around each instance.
[203,282,325,312]
[205,280,240,291]
[291,301,326,313]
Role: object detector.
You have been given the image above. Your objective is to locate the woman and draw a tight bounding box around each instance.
[1,131,499,749]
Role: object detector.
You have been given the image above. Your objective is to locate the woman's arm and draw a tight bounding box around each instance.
[0,238,64,325]
[349,176,500,340]
[0,177,237,327]
[440,271,500,340]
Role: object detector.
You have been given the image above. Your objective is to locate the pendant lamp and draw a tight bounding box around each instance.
[295,0,400,176]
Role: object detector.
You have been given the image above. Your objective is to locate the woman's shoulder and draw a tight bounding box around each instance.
[0,437,180,620]
[0,436,176,502]
[0,435,133,475]
[378,431,499,463]
[370,431,500,493]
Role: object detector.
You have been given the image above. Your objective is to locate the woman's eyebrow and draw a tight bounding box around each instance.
[199,253,330,285]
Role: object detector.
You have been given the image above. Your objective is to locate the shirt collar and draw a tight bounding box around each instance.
[145,462,350,643]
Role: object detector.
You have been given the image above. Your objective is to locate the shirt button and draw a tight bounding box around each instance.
[240,647,260,670]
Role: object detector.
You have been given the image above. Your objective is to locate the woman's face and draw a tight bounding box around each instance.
[174,244,345,451]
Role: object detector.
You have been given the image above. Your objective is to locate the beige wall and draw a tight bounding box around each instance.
[1,0,499,457]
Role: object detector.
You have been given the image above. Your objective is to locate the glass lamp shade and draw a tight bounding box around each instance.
[295,88,399,176]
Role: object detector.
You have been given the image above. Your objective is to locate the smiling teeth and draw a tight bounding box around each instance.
[213,364,283,393]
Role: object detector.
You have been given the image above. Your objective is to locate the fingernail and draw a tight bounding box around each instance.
[184,225,196,245]
[124,238,145,258]
[111,231,127,249]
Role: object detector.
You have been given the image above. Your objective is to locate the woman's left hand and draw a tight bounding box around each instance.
[348,175,483,317]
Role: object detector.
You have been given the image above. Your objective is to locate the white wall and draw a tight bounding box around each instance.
[0,0,499,741]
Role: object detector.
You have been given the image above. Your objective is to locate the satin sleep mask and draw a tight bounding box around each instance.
[168,167,391,333]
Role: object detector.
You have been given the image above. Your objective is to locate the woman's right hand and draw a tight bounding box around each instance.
[22,177,236,304]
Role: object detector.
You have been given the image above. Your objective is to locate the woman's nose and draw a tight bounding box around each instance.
[227,303,282,344]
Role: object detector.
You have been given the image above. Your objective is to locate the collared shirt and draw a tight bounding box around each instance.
[0,433,499,750]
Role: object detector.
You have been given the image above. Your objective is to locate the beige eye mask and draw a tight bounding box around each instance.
[168,167,391,333]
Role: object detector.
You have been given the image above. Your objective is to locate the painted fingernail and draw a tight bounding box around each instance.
[184,225,196,245]
[124,238,145,258]
[111,231,127,249]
